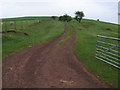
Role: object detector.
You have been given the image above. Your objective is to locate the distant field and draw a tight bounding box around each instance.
[2,17,119,88]
[2,16,51,21]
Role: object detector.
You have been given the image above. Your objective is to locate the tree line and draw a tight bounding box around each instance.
[51,11,85,23]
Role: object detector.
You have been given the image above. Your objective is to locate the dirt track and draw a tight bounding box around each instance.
[3,24,110,88]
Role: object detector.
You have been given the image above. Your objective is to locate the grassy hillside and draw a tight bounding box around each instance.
[2,18,64,57]
[70,19,119,88]
[2,17,119,88]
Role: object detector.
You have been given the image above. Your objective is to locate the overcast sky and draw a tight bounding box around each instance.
[0,0,119,24]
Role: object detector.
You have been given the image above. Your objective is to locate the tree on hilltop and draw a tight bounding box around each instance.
[75,11,85,23]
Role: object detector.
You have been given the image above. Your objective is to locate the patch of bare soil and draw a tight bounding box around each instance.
[3,24,110,88]
[105,28,112,31]
[0,30,29,36]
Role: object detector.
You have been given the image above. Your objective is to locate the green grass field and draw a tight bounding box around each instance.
[70,19,119,88]
[2,18,64,57]
[2,17,119,88]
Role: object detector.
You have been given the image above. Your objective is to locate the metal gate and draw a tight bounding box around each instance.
[95,35,120,69]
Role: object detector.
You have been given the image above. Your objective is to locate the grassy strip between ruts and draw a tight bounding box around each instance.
[70,19,119,88]
[57,24,73,45]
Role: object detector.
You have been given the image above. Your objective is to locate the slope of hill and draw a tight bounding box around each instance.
[71,19,118,88]
[2,18,64,57]
[2,17,119,88]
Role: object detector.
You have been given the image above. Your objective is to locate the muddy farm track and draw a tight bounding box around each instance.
[3,24,109,88]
